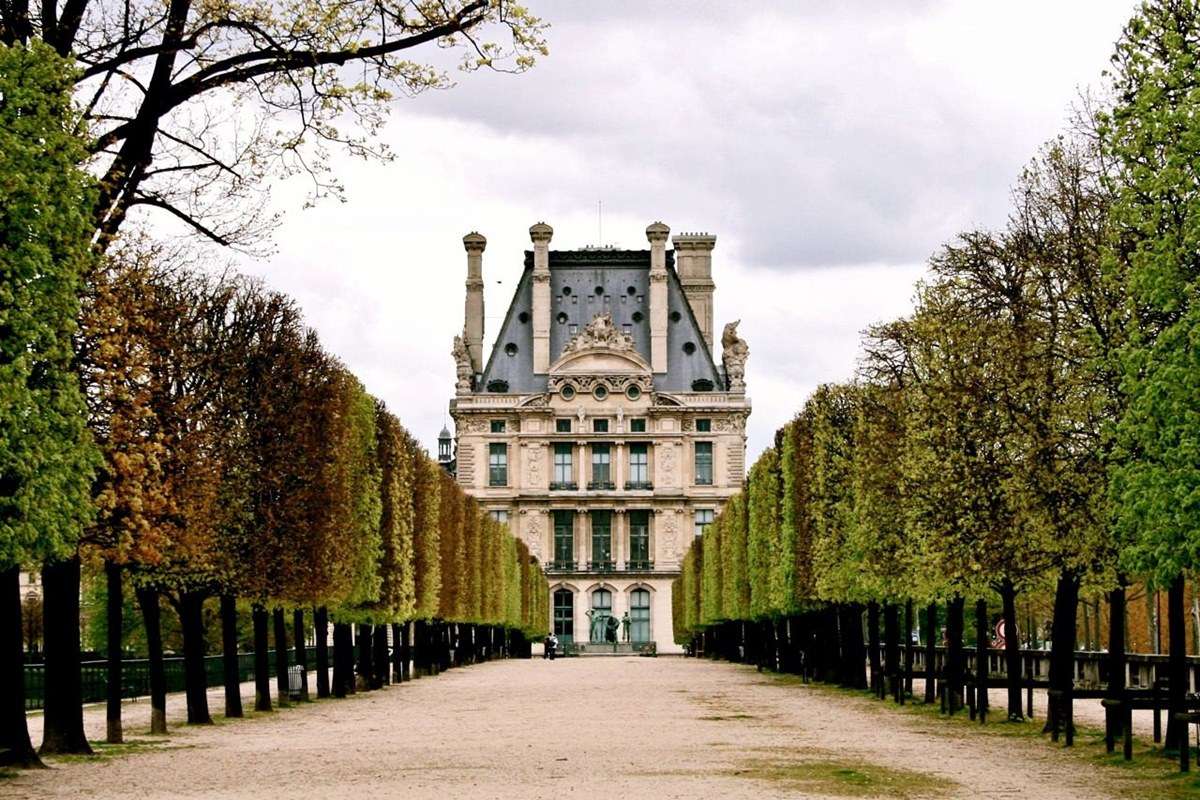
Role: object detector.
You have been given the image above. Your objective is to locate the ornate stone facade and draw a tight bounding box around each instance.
[448,222,750,653]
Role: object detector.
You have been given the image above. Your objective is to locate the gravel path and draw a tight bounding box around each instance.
[9,658,1148,799]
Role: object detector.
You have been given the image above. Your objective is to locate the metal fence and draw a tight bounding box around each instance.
[24,647,320,711]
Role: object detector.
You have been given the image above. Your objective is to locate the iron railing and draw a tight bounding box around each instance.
[24,646,319,711]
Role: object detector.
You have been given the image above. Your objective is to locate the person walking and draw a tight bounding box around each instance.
[546,632,558,661]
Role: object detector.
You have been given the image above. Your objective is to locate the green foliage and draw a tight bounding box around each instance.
[809,384,863,603]
[720,493,751,621]
[747,448,782,618]
[370,404,416,622]
[701,512,723,624]
[1104,0,1200,587]
[0,41,100,568]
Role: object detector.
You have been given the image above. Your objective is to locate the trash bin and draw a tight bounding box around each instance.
[287,665,305,700]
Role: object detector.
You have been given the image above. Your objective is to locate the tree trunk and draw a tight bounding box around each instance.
[356,623,374,689]
[39,555,91,754]
[105,559,124,743]
[136,585,168,733]
[1105,582,1127,741]
[178,591,212,725]
[332,622,354,697]
[1167,573,1187,752]
[252,604,272,712]
[372,624,388,688]
[272,608,290,706]
[975,598,988,724]
[866,602,882,695]
[945,596,965,714]
[0,565,42,767]
[884,602,900,702]
[1044,570,1079,741]
[314,607,330,698]
[391,623,404,683]
[1000,579,1022,721]
[903,600,914,700]
[293,609,308,701]
[220,595,243,718]
[924,603,937,704]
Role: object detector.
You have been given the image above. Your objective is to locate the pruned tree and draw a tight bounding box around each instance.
[0,40,100,766]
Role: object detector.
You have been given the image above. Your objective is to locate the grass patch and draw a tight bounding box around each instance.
[731,757,953,798]
[761,671,1200,799]
[44,738,184,764]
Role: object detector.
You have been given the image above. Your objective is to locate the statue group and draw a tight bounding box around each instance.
[586,609,632,644]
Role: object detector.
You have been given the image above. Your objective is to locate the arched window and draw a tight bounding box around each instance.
[553,589,574,645]
[590,588,612,643]
[630,588,651,643]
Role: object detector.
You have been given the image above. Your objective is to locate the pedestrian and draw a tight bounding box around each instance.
[547,632,559,661]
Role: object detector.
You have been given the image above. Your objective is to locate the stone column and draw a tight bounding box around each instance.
[647,222,669,373]
[530,222,553,373]
[462,232,486,374]
[672,233,717,350]
[577,508,588,568]
[614,442,625,490]
[614,509,625,570]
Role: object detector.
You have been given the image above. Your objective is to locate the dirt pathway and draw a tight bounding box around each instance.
[8,657,1151,799]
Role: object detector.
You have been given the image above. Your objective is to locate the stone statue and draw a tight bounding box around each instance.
[562,311,635,354]
[616,406,625,432]
[721,320,749,392]
[621,612,631,643]
[452,333,472,393]
[576,405,587,425]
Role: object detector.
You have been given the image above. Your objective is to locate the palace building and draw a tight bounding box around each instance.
[448,222,750,653]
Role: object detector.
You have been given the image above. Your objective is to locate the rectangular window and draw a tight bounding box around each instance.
[629,510,650,566]
[695,442,713,486]
[553,444,573,484]
[694,509,714,537]
[489,509,509,524]
[629,443,648,484]
[696,418,711,432]
[593,419,609,433]
[591,444,611,486]
[569,323,578,334]
[630,418,646,433]
[591,510,612,566]
[556,418,572,433]
[488,443,507,487]
[490,419,506,433]
[554,510,574,567]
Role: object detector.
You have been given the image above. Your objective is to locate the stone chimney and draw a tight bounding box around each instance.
[530,222,554,373]
[646,221,670,373]
[672,232,717,350]
[462,232,487,374]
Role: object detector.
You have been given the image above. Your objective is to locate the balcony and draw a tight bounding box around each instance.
[587,560,616,572]
[623,481,653,491]
[549,481,577,491]
[545,560,577,573]
[625,560,654,571]
[587,480,616,491]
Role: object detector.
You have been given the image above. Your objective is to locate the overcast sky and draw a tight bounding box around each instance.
[228,1,1138,460]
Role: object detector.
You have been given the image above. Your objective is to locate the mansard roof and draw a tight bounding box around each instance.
[478,248,723,395]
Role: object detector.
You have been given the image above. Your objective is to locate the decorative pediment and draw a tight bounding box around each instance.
[562,312,635,355]
[549,312,652,377]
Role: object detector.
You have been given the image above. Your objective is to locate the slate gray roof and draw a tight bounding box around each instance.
[479,249,724,394]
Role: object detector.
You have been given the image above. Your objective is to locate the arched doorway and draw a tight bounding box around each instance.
[553,588,574,646]
[590,588,612,643]
[630,588,651,643]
